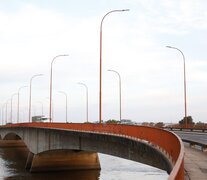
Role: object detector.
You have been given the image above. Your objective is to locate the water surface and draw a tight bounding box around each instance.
[0,147,168,180]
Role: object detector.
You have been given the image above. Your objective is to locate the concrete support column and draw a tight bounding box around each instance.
[202,146,207,152]
[189,143,196,148]
[25,152,34,170]
[29,150,101,172]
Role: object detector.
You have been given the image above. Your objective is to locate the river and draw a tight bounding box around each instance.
[0,147,168,180]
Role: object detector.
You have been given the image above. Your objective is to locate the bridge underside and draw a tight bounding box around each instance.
[0,127,173,174]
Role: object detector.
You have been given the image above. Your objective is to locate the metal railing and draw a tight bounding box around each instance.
[165,126,207,133]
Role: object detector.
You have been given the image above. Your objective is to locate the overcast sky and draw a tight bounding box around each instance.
[1,0,207,124]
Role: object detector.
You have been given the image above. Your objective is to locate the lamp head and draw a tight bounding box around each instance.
[122,9,130,12]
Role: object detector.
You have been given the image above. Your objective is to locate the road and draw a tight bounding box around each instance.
[172,131,207,145]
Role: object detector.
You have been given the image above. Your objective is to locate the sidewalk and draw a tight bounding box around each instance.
[184,144,207,180]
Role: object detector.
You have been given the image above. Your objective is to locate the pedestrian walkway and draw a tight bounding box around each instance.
[184,144,207,180]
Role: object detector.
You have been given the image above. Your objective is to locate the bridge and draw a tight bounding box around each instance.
[0,123,184,179]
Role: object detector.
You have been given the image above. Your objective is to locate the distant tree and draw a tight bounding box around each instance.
[155,122,164,128]
[149,122,155,127]
[142,122,149,126]
[179,116,194,125]
[106,119,119,124]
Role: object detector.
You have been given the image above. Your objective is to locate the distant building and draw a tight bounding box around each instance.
[120,119,134,125]
[32,116,47,122]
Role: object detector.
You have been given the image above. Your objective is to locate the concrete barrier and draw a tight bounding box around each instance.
[182,139,207,152]
[28,150,100,172]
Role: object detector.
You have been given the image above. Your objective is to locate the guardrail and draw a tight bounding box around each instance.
[165,127,207,133]
[2,123,184,180]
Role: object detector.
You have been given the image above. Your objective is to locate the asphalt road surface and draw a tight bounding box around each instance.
[172,131,207,145]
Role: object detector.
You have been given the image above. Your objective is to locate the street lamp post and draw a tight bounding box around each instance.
[166,46,187,127]
[11,93,18,123]
[3,102,7,125]
[49,54,69,123]
[6,99,11,124]
[17,86,27,123]
[58,91,68,123]
[20,110,26,122]
[78,82,88,123]
[37,101,44,117]
[29,74,43,123]
[108,69,122,121]
[1,105,4,125]
[99,9,129,124]
[46,97,54,122]
[2,104,7,125]
[0,105,3,125]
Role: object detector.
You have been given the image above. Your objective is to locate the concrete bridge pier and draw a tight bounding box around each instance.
[0,139,26,148]
[25,152,34,170]
[26,150,101,172]
[0,139,101,173]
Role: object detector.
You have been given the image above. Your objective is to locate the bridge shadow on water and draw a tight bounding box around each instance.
[0,147,100,180]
